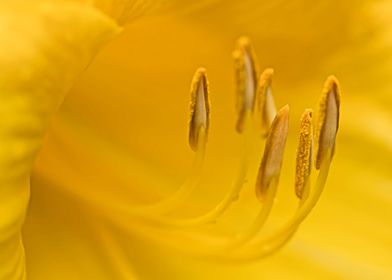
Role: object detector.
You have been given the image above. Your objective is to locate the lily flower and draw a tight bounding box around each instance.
[1,1,391,279]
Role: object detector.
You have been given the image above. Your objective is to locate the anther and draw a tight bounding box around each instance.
[109,37,341,262]
[315,76,340,169]
[233,36,258,133]
[256,68,277,136]
[256,105,289,202]
[189,67,210,151]
[295,109,313,199]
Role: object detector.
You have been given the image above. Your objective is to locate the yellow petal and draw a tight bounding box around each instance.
[0,2,119,278]
[64,0,219,25]
[21,0,392,279]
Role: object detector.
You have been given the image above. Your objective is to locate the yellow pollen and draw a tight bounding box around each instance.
[295,109,313,199]
[100,37,342,262]
[189,67,210,151]
[256,105,289,202]
[315,75,341,169]
[233,36,258,133]
[256,68,277,137]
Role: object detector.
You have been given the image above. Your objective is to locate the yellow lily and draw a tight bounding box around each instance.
[1,1,391,279]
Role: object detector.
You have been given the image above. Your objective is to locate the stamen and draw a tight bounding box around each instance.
[217,172,279,252]
[142,128,206,215]
[233,36,258,133]
[295,109,313,200]
[92,40,341,263]
[189,67,210,151]
[144,111,254,227]
[256,105,289,202]
[256,68,277,136]
[200,156,333,263]
[134,68,209,215]
[315,75,340,169]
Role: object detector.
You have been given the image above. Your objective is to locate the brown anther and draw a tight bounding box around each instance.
[256,68,277,137]
[315,76,341,169]
[189,67,210,151]
[233,36,259,133]
[256,105,289,202]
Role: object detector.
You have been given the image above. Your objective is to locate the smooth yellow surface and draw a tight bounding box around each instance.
[0,1,119,279]
[0,0,391,279]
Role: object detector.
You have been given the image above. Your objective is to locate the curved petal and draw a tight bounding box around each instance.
[41,0,223,25]
[25,0,392,279]
[0,2,119,279]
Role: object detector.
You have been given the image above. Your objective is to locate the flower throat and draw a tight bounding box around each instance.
[101,36,341,262]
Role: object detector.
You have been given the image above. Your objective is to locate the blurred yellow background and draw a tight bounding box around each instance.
[1,0,388,279]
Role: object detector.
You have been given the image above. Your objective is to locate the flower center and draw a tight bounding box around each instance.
[82,37,341,261]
